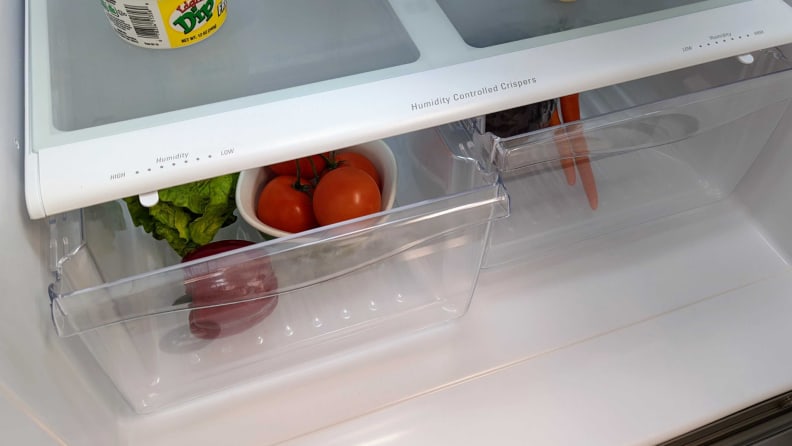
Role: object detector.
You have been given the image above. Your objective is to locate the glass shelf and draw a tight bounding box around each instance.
[436,0,729,48]
[25,0,792,218]
[47,0,419,132]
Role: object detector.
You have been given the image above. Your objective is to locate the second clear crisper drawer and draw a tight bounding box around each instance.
[470,50,792,268]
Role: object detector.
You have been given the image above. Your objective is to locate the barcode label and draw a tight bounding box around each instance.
[101,0,226,48]
[125,5,160,40]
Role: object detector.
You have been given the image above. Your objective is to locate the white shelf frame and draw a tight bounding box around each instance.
[25,0,792,218]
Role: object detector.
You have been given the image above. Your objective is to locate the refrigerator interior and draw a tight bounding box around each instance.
[6,2,792,446]
[34,45,792,442]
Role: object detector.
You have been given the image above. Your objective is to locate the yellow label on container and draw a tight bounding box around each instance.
[101,0,227,49]
[159,0,227,48]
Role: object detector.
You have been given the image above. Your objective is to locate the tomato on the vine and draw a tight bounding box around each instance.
[268,155,327,179]
[256,176,317,233]
[332,152,381,190]
[313,167,381,226]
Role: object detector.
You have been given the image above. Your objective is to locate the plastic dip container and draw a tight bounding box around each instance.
[99,0,227,49]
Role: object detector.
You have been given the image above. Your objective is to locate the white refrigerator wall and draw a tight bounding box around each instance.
[735,100,792,258]
[5,1,792,445]
[0,1,120,444]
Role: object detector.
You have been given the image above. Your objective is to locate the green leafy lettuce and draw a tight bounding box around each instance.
[123,173,239,257]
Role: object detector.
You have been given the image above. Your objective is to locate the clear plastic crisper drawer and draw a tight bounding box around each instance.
[47,129,508,413]
[446,47,792,268]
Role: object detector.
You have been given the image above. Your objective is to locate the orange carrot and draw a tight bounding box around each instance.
[559,94,581,122]
[560,94,599,210]
[550,107,577,186]
[569,130,599,210]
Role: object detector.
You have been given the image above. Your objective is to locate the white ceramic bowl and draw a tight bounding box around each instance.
[236,140,398,238]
